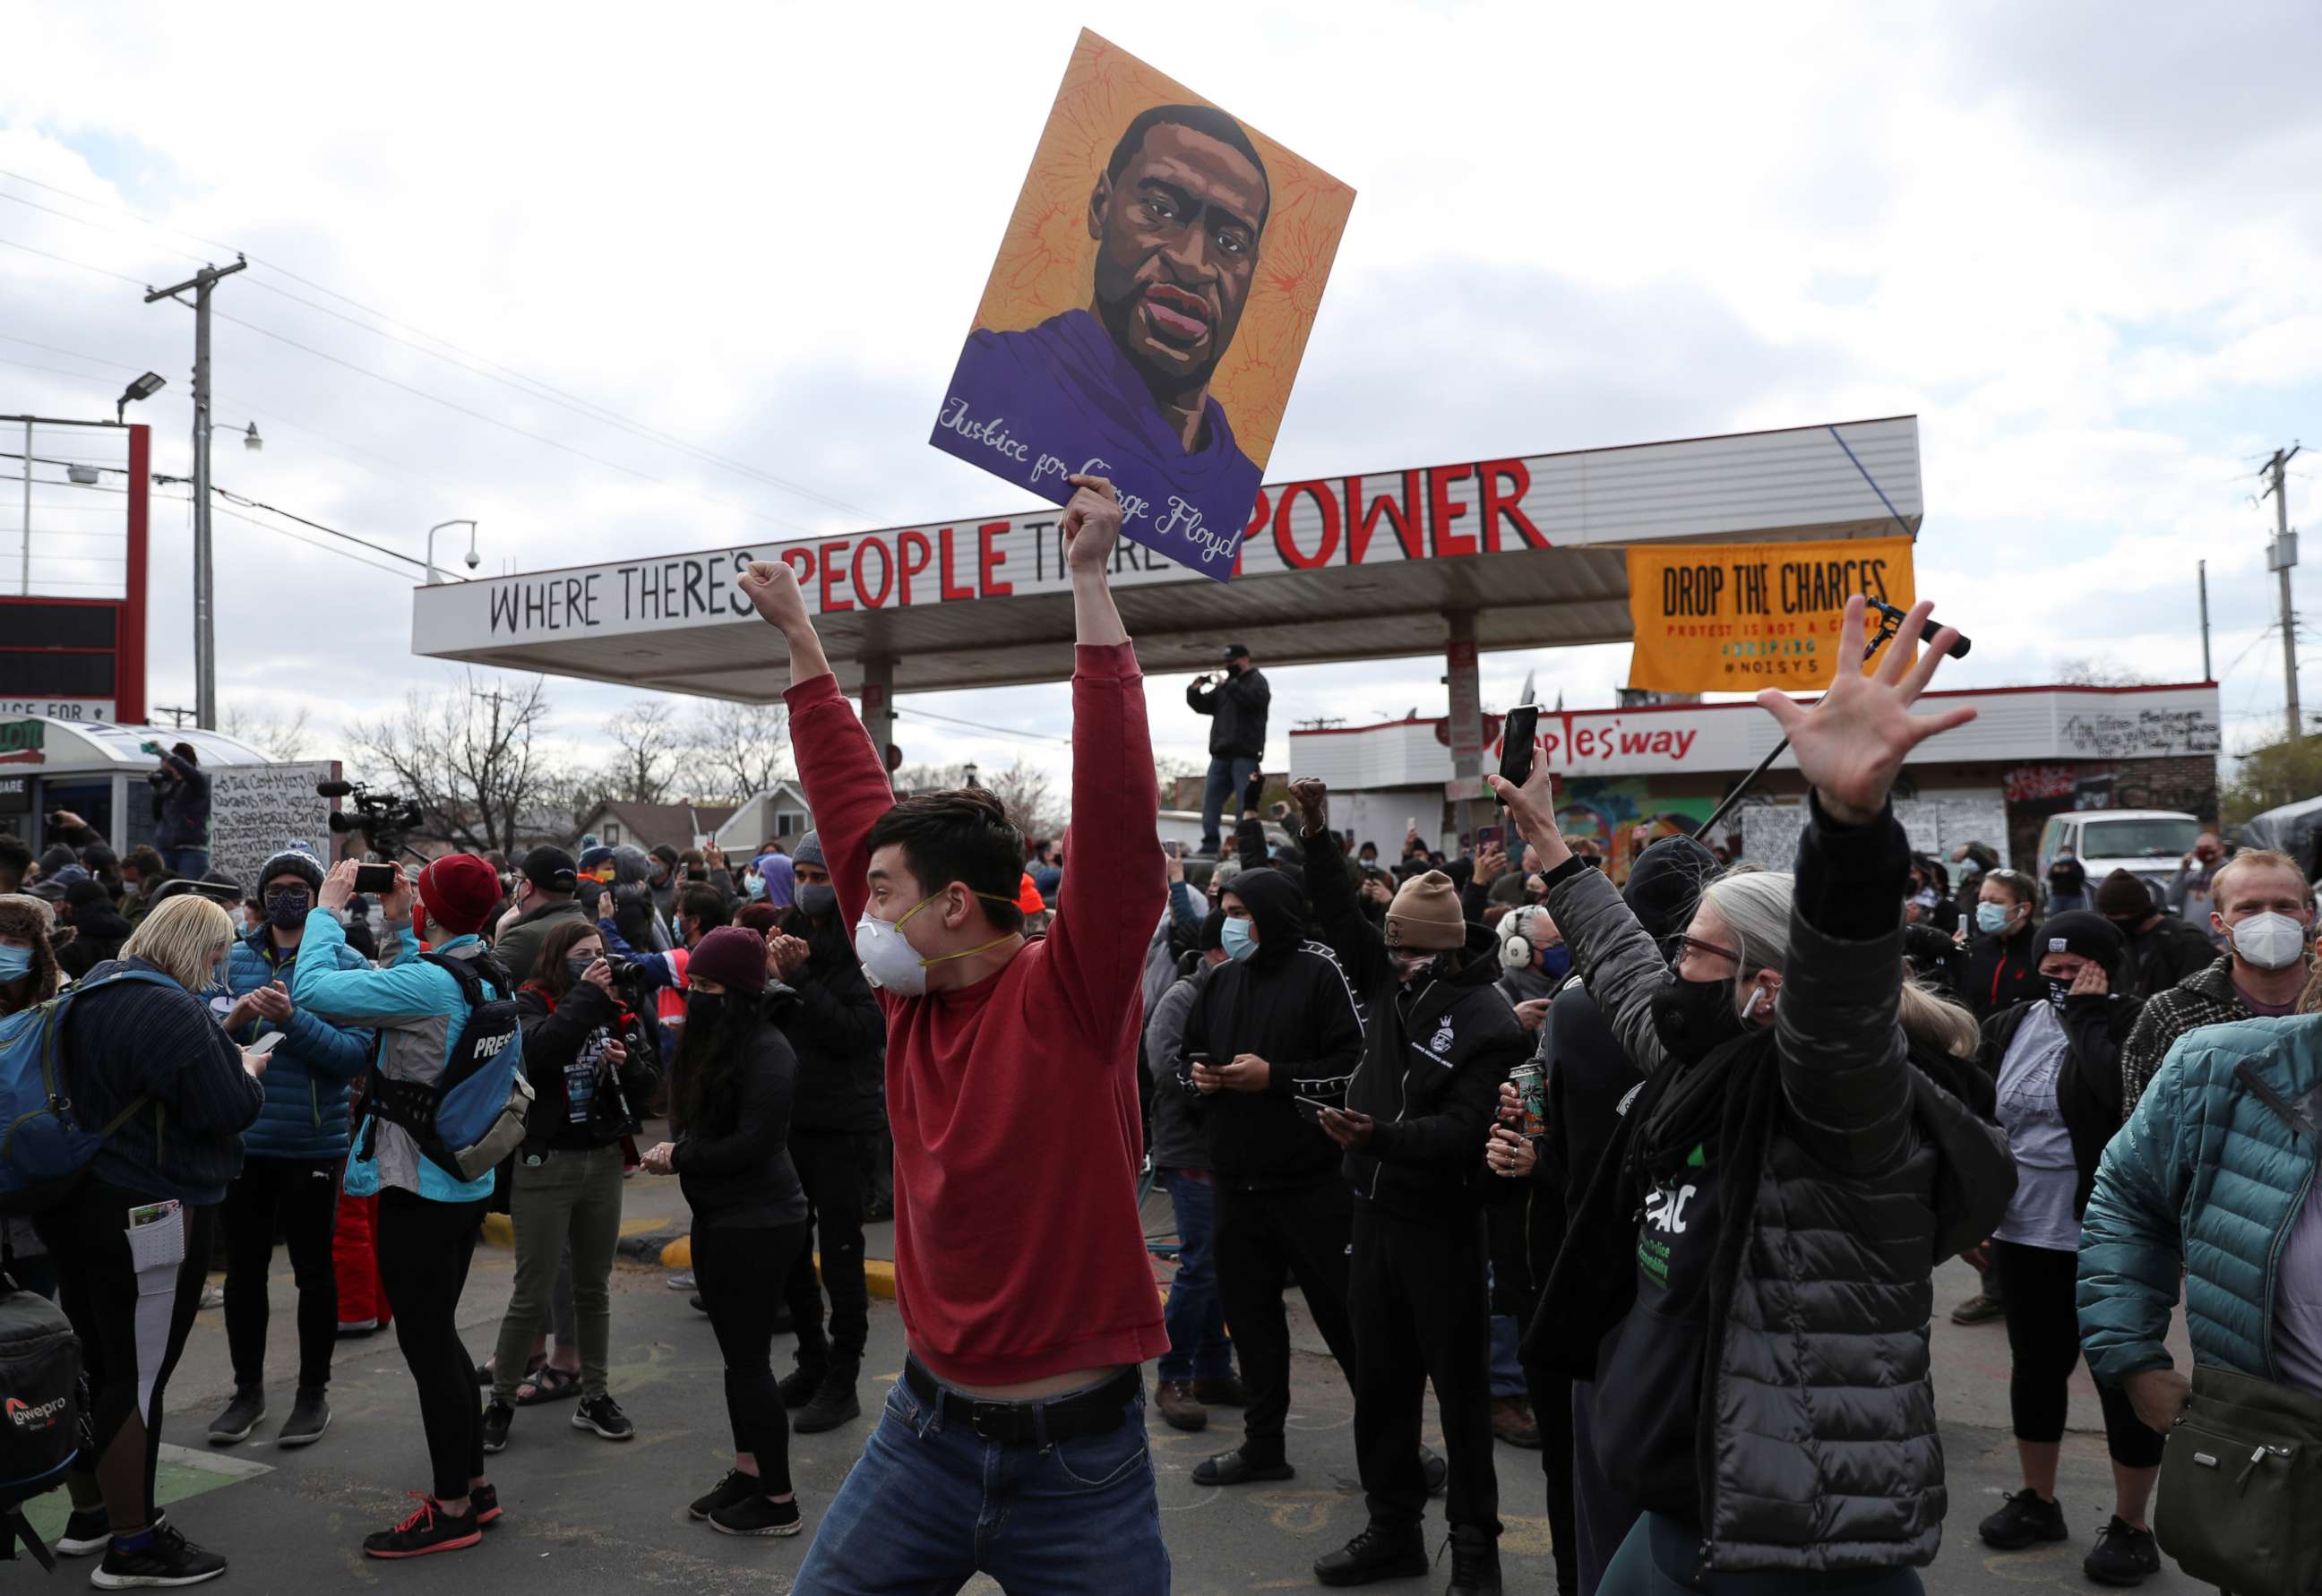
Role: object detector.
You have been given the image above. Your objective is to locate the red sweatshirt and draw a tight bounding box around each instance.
[785,641,1168,1386]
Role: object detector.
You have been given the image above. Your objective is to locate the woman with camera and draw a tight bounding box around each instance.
[481,918,658,1454]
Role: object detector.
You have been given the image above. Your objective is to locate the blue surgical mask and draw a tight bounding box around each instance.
[1220,918,1258,962]
[1975,902,2013,935]
[745,875,767,901]
[0,945,31,982]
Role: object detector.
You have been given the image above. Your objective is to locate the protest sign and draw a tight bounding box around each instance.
[207,762,335,894]
[1623,536,1916,692]
[930,29,1355,583]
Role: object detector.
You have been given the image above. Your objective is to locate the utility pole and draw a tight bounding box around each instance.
[2263,445,2304,744]
[144,256,247,729]
[2198,560,2213,680]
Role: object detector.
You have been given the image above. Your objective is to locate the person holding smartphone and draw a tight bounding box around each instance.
[1173,865,1365,1490]
[33,894,264,1586]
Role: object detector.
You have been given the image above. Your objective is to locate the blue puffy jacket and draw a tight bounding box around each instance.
[221,923,376,1161]
[2077,1014,2322,1386]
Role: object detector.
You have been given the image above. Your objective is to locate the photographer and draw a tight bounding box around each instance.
[494,845,587,985]
[1189,642,1270,858]
[142,740,212,880]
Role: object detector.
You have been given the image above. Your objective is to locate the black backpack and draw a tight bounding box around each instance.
[0,1266,82,1570]
[361,953,533,1183]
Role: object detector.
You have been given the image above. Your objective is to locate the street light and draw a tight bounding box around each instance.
[425,518,479,584]
[116,371,166,424]
[242,422,262,452]
[962,761,981,788]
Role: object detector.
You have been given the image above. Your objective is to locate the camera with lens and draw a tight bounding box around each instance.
[318,778,424,862]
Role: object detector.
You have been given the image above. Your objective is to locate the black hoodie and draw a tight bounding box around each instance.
[1174,866,1363,1189]
[56,898,133,982]
[1303,827,1532,1221]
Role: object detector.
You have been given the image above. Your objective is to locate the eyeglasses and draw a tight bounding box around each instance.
[1673,935,1742,969]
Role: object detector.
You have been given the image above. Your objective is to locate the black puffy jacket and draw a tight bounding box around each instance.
[774,908,885,1136]
[1302,828,1530,1220]
[1174,867,1362,1189]
[1527,798,2015,1579]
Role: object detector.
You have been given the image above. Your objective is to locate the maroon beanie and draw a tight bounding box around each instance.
[416,854,503,938]
[687,925,768,998]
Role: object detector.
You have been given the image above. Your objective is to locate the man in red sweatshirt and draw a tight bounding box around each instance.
[739,474,1170,1593]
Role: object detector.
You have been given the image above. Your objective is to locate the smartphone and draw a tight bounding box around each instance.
[243,1031,287,1058]
[1476,823,1503,849]
[353,862,400,895]
[1183,1051,1215,1067]
[1499,704,1541,788]
[1293,1094,1337,1124]
[1164,840,1181,859]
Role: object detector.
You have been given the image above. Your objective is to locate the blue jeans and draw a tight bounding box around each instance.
[795,1372,1168,1594]
[1157,1169,1233,1384]
[1200,756,1260,854]
[162,845,210,879]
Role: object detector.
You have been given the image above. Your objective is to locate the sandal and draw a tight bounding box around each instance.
[476,1352,546,1388]
[515,1365,580,1406]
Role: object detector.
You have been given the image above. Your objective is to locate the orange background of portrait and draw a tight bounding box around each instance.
[966,29,1357,473]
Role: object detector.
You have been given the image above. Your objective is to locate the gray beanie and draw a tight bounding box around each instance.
[256,843,325,896]
[792,830,824,871]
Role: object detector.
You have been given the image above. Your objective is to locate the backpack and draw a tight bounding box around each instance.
[0,1272,82,1570]
[0,967,180,1218]
[360,952,534,1183]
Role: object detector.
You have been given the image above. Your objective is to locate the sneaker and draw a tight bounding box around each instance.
[335,1318,380,1337]
[55,1506,110,1557]
[481,1398,514,1454]
[689,1469,762,1521]
[90,1521,226,1588]
[1446,1524,1504,1595]
[708,1492,803,1538]
[196,1282,223,1313]
[1155,1378,1208,1432]
[1192,1374,1250,1407]
[1490,1394,1540,1449]
[1313,1523,1429,1586]
[665,1269,696,1291]
[470,1483,502,1526]
[1951,1292,2007,1326]
[778,1362,827,1409]
[1192,1448,1294,1486]
[572,1393,635,1440]
[362,1494,483,1559]
[688,1292,708,1313]
[2084,1515,2162,1586]
[1421,1443,1448,1497]
[1978,1487,2067,1550]
[207,1387,266,1446]
[795,1371,861,1435]
[278,1386,331,1448]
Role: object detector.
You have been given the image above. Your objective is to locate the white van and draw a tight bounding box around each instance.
[2034,809,2203,909]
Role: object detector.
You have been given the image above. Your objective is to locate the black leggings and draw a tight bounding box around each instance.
[221,1154,340,1392]
[694,1222,813,1497]
[30,1182,215,1529]
[376,1189,487,1499]
[1993,1239,2164,1467]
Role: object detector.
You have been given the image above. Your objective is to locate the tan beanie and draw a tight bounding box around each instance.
[1384,871,1466,950]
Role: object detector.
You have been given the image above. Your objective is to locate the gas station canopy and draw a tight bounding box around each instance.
[411,416,1922,700]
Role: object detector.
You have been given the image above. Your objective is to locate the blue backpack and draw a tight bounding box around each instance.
[0,967,179,1217]
[360,952,532,1183]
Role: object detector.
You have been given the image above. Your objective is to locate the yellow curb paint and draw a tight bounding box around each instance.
[659,1234,692,1270]
[650,1238,894,1298]
[480,1211,514,1248]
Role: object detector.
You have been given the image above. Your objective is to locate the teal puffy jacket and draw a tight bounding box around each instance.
[2077,1015,2322,1385]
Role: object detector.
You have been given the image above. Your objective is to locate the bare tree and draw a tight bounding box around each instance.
[986,757,1068,840]
[892,762,968,795]
[686,699,791,805]
[604,700,684,805]
[220,703,317,762]
[2052,656,2158,688]
[348,670,561,856]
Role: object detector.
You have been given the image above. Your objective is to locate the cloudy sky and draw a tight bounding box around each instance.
[4,1,2319,794]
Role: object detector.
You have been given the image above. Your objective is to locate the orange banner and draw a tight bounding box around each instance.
[1623,537,1916,692]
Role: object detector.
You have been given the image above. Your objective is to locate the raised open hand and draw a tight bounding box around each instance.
[1758,596,1974,825]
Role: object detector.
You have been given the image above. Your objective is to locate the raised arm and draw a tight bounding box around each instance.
[294,871,447,1025]
[1291,777,1389,989]
[1044,477,1164,1025]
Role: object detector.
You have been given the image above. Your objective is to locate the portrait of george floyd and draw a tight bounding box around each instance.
[930,30,1355,582]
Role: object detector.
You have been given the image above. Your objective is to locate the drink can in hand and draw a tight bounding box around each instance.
[1509,1062,1547,1137]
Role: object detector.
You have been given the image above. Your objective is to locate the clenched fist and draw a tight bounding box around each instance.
[1061,475,1123,573]
[1289,777,1329,835]
[739,559,809,632]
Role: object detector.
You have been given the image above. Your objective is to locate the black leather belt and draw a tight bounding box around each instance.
[902,1357,1140,1446]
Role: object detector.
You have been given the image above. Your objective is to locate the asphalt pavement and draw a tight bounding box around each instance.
[18,1163,2207,1595]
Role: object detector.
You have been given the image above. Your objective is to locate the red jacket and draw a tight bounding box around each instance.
[785,642,1167,1386]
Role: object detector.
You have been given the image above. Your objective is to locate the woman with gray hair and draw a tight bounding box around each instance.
[1494,599,2011,1595]
[29,894,266,1587]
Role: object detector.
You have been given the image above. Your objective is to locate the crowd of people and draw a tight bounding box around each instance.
[4,486,2320,1594]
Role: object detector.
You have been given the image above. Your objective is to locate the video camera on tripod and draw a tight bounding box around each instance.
[317,778,424,863]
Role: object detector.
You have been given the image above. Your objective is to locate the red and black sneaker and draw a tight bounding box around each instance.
[362,1494,484,1559]
[470,1483,502,1527]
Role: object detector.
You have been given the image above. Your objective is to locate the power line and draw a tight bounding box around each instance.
[894,705,1071,745]
[0,233,145,287]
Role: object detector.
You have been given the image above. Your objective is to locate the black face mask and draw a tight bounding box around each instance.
[2046,977,2073,1008]
[684,991,725,1031]
[1649,973,1748,1066]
